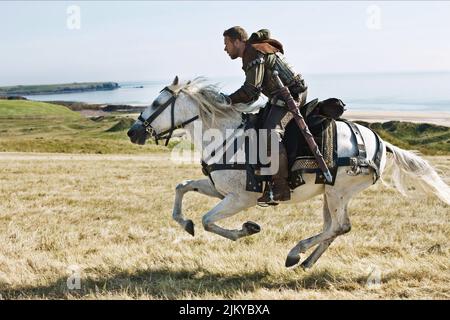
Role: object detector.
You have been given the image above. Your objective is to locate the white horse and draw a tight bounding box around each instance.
[127,77,450,269]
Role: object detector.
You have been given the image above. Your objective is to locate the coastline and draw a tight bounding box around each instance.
[0,82,120,96]
[345,110,450,127]
[75,105,450,127]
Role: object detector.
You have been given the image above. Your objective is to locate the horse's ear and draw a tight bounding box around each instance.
[172,76,179,86]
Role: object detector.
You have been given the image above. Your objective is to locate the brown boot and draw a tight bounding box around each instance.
[257,146,291,204]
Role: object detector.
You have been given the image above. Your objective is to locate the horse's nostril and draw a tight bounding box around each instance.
[127,129,135,138]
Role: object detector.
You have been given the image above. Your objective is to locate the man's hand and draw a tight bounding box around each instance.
[219,92,232,105]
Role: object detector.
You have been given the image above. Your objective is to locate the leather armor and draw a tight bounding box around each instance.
[229,40,307,105]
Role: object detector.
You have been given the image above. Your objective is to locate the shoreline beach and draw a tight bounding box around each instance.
[345,110,450,127]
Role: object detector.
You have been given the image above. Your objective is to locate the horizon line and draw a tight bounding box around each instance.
[2,70,450,87]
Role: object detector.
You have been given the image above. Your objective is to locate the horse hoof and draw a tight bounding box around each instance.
[185,220,195,237]
[243,221,261,235]
[285,255,301,268]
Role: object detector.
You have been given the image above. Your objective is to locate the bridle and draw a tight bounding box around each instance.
[138,87,199,146]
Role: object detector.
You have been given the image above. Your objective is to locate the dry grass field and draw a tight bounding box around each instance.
[0,152,448,299]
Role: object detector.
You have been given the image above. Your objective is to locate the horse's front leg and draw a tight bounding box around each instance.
[202,194,259,241]
[173,179,223,236]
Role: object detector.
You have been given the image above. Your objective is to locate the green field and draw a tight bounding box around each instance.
[0,100,81,118]
[0,100,166,154]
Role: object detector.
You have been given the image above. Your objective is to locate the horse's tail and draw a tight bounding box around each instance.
[383,142,450,205]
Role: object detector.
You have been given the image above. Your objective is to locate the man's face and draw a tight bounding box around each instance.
[224,36,240,60]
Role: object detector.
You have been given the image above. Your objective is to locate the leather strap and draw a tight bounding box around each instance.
[138,87,198,146]
[337,119,384,184]
[344,120,367,160]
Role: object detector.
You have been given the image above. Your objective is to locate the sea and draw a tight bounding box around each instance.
[23,72,450,112]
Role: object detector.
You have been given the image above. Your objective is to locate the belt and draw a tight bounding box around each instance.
[270,97,287,107]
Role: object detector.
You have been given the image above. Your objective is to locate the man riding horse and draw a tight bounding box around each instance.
[222,26,308,204]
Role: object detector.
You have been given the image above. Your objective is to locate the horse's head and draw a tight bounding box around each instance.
[127,76,199,146]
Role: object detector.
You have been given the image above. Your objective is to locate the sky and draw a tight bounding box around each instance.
[1,1,450,86]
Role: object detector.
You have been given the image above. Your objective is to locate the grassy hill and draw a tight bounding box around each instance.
[0,100,166,154]
[356,121,450,155]
[0,100,82,119]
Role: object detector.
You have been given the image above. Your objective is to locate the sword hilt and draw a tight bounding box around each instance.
[272,71,298,114]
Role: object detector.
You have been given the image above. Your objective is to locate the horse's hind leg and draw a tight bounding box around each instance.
[300,200,350,269]
[173,179,223,236]
[202,194,258,241]
[286,173,374,268]
[286,190,351,268]
[300,237,336,269]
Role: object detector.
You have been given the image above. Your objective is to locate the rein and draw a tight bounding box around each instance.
[138,87,199,146]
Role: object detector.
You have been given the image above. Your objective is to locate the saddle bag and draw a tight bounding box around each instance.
[317,98,346,119]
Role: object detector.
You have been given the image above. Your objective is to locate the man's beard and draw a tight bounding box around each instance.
[229,51,239,59]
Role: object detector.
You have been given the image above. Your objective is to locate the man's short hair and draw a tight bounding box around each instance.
[223,26,248,41]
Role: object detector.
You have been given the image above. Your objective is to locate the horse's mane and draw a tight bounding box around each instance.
[177,78,261,128]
